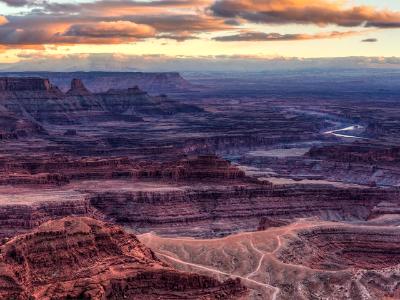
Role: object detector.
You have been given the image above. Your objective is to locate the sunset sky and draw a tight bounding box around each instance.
[1,0,400,69]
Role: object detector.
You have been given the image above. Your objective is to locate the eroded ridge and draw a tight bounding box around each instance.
[0,217,247,300]
[277,225,400,270]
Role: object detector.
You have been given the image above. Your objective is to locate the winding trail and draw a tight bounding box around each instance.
[140,221,343,300]
[245,240,266,279]
[273,235,282,254]
[158,252,281,300]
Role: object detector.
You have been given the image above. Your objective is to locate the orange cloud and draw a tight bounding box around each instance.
[64,21,155,39]
[0,16,8,26]
[0,12,230,48]
[210,0,400,27]
[40,0,214,17]
[0,0,397,51]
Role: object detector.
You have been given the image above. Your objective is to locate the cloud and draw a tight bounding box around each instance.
[0,20,157,47]
[0,1,230,48]
[213,30,359,41]
[210,0,400,28]
[0,0,396,50]
[362,38,378,42]
[0,0,31,7]
[46,0,213,15]
[0,15,225,47]
[126,14,230,33]
[64,21,155,39]
[156,32,199,41]
[0,16,8,26]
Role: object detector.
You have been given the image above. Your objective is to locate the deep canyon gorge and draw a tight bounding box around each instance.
[0,70,399,299]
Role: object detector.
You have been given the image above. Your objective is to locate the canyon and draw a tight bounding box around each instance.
[0,71,399,299]
[0,217,246,299]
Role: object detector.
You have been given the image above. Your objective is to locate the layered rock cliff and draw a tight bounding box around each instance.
[0,217,246,299]
[0,77,92,124]
[89,184,399,237]
[0,77,202,126]
[65,78,104,111]
[0,113,45,140]
[277,225,400,271]
[97,86,202,116]
[0,77,53,91]
[0,155,244,186]
[1,72,194,93]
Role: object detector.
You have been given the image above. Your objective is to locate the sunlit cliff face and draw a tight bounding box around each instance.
[0,0,399,68]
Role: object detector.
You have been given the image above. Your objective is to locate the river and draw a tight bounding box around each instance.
[324,125,367,139]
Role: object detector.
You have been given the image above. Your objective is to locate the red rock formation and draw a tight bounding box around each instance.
[257,217,291,230]
[0,199,94,238]
[0,156,135,185]
[0,77,53,91]
[277,225,400,270]
[0,113,45,140]
[65,78,104,111]
[0,77,73,124]
[0,155,246,186]
[98,86,201,115]
[176,155,245,180]
[307,144,400,164]
[66,78,92,96]
[135,155,246,181]
[89,184,399,237]
[0,217,246,299]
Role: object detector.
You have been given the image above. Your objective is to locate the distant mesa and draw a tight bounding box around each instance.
[0,77,53,91]
[66,78,92,96]
[0,76,202,128]
[0,71,194,93]
[104,85,147,96]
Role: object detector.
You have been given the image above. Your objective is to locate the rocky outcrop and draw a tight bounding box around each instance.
[175,155,245,180]
[277,225,400,270]
[0,77,53,91]
[241,148,400,186]
[0,199,94,238]
[0,217,246,299]
[0,113,45,140]
[65,78,104,112]
[0,77,201,125]
[135,155,245,181]
[0,155,245,185]
[307,144,400,164]
[98,86,202,116]
[257,217,291,230]
[89,185,399,237]
[1,177,396,239]
[0,77,80,124]
[66,78,91,96]
[0,156,135,185]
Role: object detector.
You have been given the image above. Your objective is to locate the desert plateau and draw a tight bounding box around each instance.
[1,0,400,298]
[0,70,398,299]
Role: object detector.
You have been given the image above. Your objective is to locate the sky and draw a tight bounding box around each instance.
[0,0,400,70]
